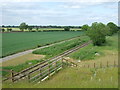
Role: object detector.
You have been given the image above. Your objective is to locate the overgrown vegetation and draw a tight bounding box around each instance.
[2,67,118,88]
[69,33,118,60]
[81,24,89,31]
[69,44,103,60]
[84,22,119,46]
[2,60,43,76]
[86,22,106,46]
[32,35,90,59]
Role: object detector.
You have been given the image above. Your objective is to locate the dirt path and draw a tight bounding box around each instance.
[0,36,80,63]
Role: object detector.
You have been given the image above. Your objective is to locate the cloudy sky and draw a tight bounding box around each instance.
[1,0,119,26]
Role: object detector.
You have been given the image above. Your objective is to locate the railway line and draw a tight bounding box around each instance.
[2,41,92,82]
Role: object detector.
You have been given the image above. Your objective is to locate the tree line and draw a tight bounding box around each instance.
[1,23,81,32]
[81,22,119,46]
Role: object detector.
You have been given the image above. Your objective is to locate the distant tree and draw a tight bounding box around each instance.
[2,25,5,28]
[87,22,106,46]
[9,28,12,32]
[81,24,89,31]
[19,22,28,31]
[28,26,33,32]
[36,27,39,31]
[7,28,9,32]
[7,28,12,32]
[64,27,70,31]
[107,22,119,35]
[2,28,5,32]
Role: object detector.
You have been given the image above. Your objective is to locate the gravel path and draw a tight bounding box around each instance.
[0,37,80,63]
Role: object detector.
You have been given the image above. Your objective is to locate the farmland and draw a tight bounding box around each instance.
[2,31,83,57]
[1,1,119,88]
[2,32,118,88]
[3,28,81,32]
[1,35,89,76]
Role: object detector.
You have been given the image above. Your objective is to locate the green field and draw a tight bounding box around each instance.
[2,32,118,88]
[2,31,83,57]
[2,35,89,76]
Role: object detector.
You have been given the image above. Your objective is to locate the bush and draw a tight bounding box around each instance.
[107,22,119,35]
[2,28,5,32]
[87,22,106,46]
[64,27,70,31]
[81,24,89,31]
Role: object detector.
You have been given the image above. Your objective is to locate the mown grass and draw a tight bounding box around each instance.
[33,35,90,59]
[2,31,83,57]
[69,33,118,61]
[2,67,118,88]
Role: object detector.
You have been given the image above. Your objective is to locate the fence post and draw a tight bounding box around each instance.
[48,63,50,79]
[28,72,30,83]
[114,60,116,67]
[11,70,14,82]
[40,66,42,81]
[62,58,63,68]
[100,62,102,68]
[107,61,109,67]
[88,64,89,68]
[55,61,57,73]
[94,63,96,68]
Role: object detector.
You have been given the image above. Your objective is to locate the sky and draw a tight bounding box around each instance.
[0,0,119,26]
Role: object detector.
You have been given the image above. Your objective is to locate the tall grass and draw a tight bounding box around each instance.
[2,67,118,88]
[69,33,118,60]
[2,60,43,77]
[33,35,90,59]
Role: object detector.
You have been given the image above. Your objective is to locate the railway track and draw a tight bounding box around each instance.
[2,40,92,82]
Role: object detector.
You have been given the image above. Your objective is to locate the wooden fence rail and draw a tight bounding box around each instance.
[2,57,64,83]
[83,60,118,69]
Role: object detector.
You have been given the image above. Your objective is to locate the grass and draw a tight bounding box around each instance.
[69,33,118,61]
[2,33,118,88]
[69,44,103,61]
[2,31,83,57]
[1,59,43,77]
[78,50,118,68]
[1,53,45,67]
[2,67,118,88]
[1,35,89,76]
[33,35,90,59]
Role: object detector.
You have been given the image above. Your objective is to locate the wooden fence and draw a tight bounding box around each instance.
[2,59,118,83]
[2,41,92,83]
[2,57,66,83]
[82,60,118,69]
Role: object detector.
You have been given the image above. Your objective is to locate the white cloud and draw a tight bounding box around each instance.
[1,1,118,25]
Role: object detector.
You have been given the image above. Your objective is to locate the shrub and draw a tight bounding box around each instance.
[87,22,106,46]
[81,24,89,31]
[107,22,119,35]
[64,27,70,31]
